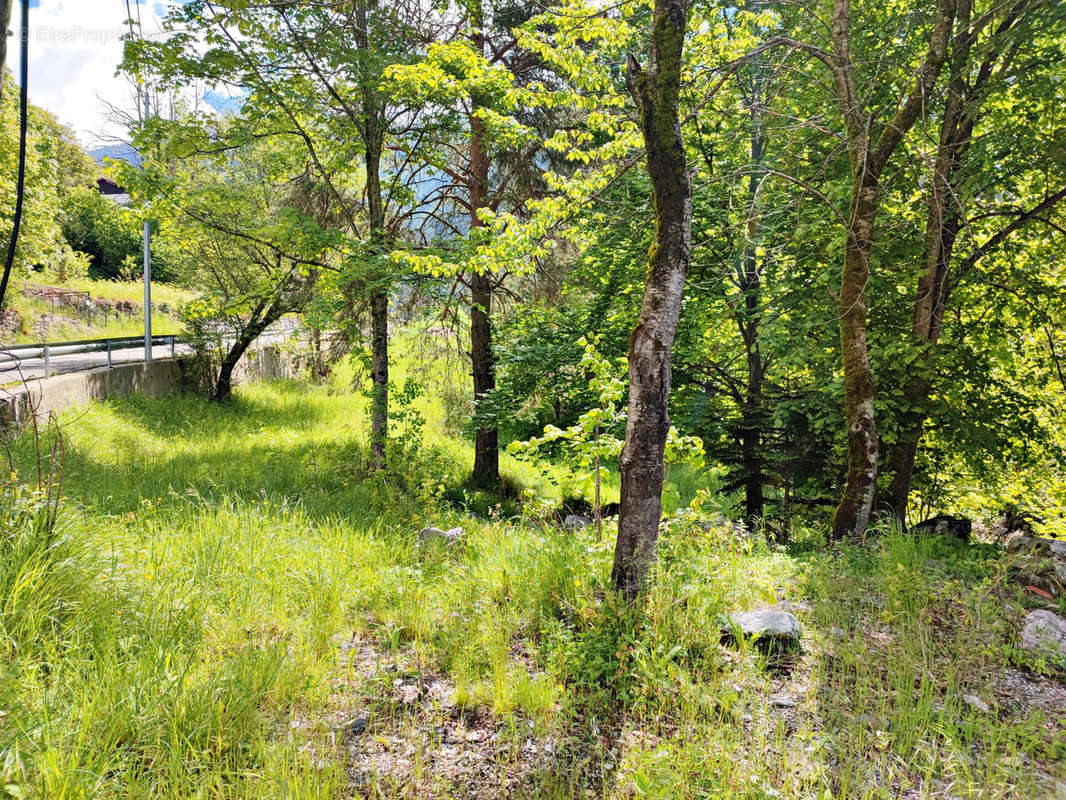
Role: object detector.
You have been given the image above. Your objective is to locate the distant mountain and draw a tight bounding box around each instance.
[88,143,141,167]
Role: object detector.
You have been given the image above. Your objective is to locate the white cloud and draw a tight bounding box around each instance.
[6,0,163,146]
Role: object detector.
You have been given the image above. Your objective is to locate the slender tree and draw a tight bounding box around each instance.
[735,5,769,527]
[612,0,692,600]
[386,0,572,488]
[467,0,499,487]
[884,0,1066,520]
[776,0,956,537]
[125,1,424,463]
[352,0,391,467]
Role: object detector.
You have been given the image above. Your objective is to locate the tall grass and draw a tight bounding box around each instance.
[0,377,1058,798]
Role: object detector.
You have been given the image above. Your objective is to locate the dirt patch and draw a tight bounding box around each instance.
[326,637,588,799]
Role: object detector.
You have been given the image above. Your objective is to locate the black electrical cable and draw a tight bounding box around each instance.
[0,0,29,311]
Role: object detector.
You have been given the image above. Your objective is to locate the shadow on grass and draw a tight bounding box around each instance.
[6,383,418,525]
[96,380,329,439]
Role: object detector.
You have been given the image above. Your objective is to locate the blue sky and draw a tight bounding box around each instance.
[5,0,164,145]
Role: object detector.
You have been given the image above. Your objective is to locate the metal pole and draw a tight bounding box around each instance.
[107,339,112,369]
[170,335,175,358]
[43,344,50,377]
[143,218,151,362]
[142,90,152,363]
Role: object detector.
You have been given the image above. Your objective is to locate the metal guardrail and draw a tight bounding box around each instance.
[0,335,180,377]
[0,326,292,378]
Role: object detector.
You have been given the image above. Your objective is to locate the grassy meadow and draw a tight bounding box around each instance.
[0,359,1063,799]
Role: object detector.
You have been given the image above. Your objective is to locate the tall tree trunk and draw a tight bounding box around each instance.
[365,145,389,468]
[369,287,389,464]
[831,175,880,538]
[357,0,390,469]
[826,0,954,539]
[612,0,691,601]
[468,18,500,488]
[739,33,766,528]
[740,416,764,526]
[365,140,389,467]
[884,0,973,520]
[470,269,498,485]
[885,203,960,521]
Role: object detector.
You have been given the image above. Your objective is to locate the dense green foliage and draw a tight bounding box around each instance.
[58,186,178,282]
[1,1,1065,795]
[0,73,172,299]
[105,0,1066,534]
[0,75,96,282]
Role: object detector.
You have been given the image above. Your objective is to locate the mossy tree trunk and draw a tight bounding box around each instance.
[832,174,880,538]
[825,0,955,539]
[612,0,692,600]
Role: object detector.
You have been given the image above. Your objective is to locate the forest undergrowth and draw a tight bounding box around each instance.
[0,371,1063,799]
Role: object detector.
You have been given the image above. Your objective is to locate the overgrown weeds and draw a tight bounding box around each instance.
[0,380,1061,798]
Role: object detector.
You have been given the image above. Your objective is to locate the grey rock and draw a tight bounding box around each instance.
[1020,610,1066,659]
[418,526,464,546]
[563,514,593,531]
[1051,540,1066,586]
[769,694,796,708]
[829,626,846,638]
[725,608,802,642]
[961,694,990,713]
[345,717,368,736]
[1004,531,1032,552]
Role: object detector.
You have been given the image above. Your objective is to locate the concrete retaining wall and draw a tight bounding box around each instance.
[0,344,301,428]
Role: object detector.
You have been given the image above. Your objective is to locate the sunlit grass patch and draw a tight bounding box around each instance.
[0,376,1061,798]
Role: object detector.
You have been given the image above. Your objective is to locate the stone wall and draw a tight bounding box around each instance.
[0,344,301,428]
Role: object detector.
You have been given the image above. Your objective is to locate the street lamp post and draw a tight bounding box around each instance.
[142,90,151,362]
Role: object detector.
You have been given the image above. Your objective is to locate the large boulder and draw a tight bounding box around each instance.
[724,607,802,645]
[1019,610,1066,661]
